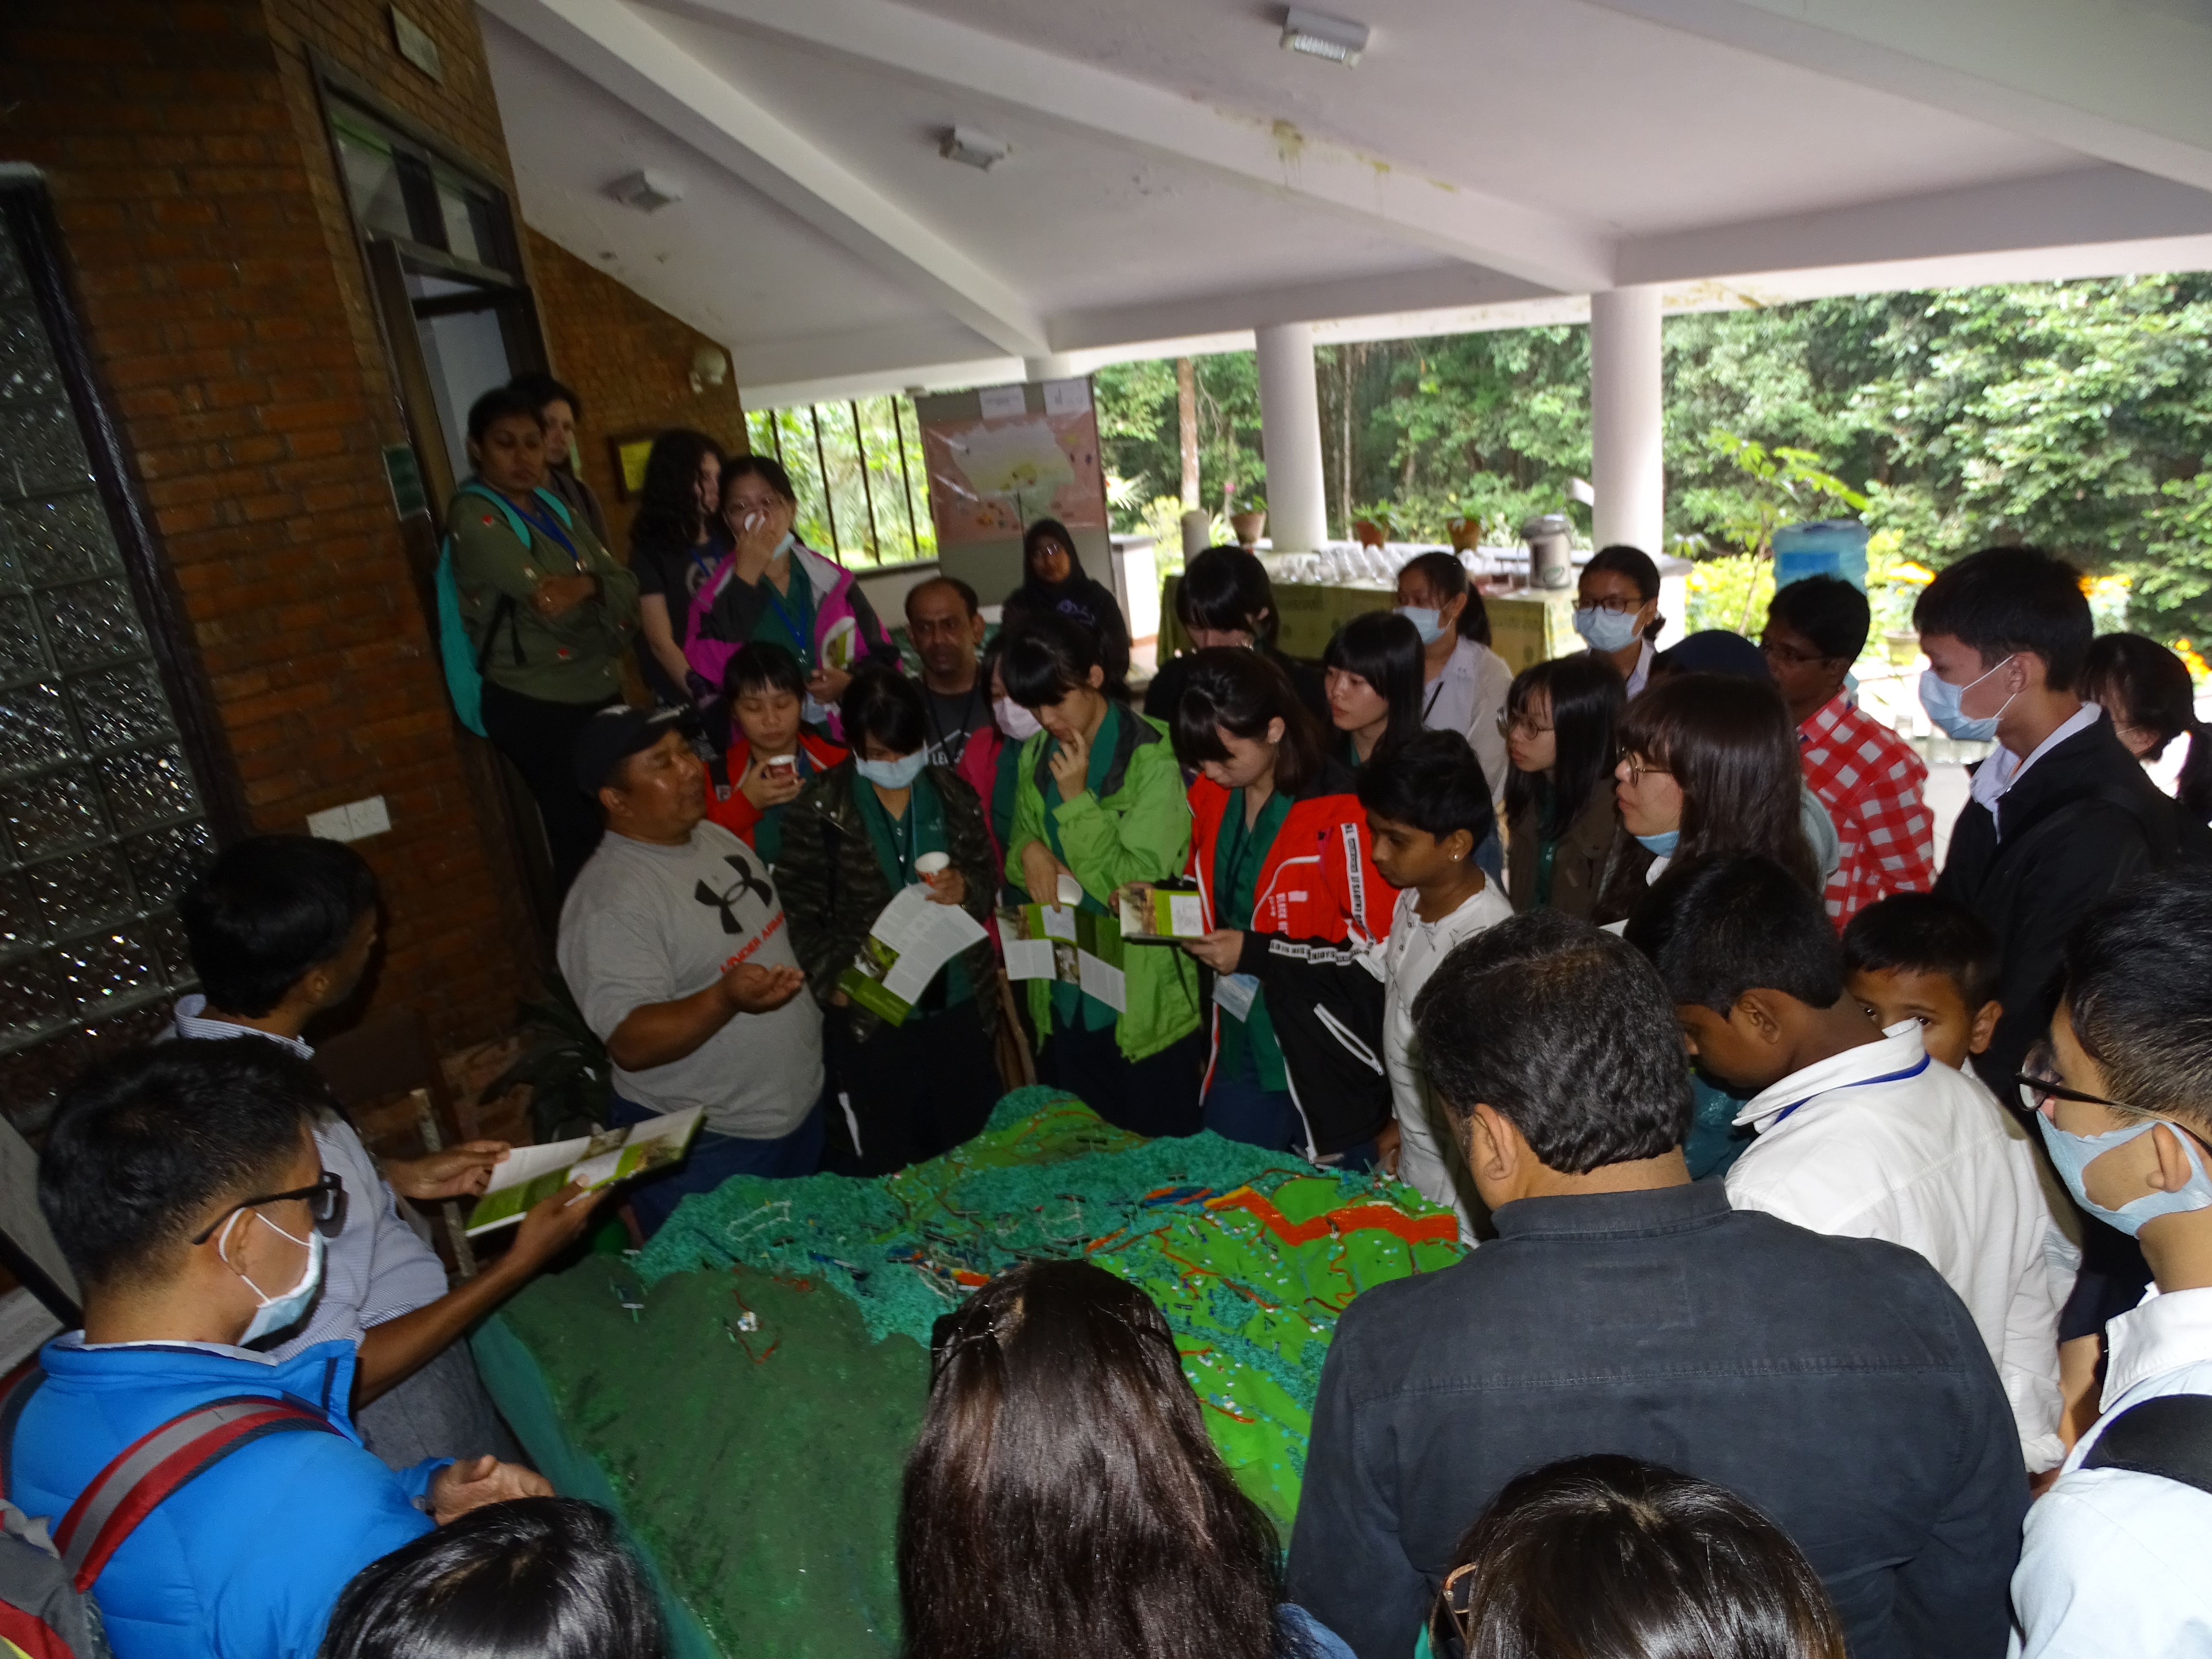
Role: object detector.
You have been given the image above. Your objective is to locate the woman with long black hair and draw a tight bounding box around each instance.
[2081,631,2212,824]
[900,1259,1352,1659]
[1001,516,1131,684]
[626,428,723,707]
[1321,611,1424,768]
[1145,544,1329,730]
[1502,653,1627,919]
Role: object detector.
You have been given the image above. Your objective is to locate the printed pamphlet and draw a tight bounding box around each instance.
[837,882,988,1027]
[1118,879,1207,943]
[997,900,1127,1013]
[464,1107,704,1236]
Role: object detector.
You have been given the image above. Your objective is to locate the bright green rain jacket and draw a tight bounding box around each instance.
[1004,706,1202,1062]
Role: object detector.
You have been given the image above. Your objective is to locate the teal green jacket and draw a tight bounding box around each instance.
[1005,707,1202,1062]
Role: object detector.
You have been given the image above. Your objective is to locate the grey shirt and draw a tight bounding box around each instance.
[559,821,824,1140]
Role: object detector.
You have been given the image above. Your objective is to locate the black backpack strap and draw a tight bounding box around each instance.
[0,1368,45,1502]
[474,594,522,674]
[2082,1394,2212,1496]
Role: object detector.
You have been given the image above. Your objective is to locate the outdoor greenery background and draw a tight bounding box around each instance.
[1091,275,2212,656]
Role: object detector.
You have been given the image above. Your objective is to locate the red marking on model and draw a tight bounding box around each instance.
[1202,1186,1458,1247]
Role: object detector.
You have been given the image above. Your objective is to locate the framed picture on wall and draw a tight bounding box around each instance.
[608,431,658,501]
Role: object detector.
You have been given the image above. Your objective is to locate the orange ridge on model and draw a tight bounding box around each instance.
[1202,1185,1458,1247]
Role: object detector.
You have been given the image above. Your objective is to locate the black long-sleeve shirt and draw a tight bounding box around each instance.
[1287,1182,2026,1659]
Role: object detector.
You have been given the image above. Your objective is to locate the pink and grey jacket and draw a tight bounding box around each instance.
[682,539,901,692]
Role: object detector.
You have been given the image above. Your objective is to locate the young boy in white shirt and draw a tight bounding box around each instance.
[1627,851,2074,1471]
[1842,890,2003,1073]
[1358,730,1515,1238]
[2014,874,2212,1656]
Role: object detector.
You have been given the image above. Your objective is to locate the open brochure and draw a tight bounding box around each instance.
[1117,879,1207,943]
[997,901,1127,1013]
[464,1107,704,1236]
[836,882,988,1027]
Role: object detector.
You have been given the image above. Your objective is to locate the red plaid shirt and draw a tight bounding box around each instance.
[1797,694,1936,924]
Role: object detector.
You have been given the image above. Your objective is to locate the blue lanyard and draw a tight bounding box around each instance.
[762,577,812,667]
[515,504,583,571]
[687,545,719,585]
[1769,1053,1932,1126]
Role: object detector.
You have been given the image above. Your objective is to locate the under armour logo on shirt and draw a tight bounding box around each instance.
[695,850,775,933]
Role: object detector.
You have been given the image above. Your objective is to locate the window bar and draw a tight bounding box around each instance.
[766,409,786,469]
[851,400,881,564]
[809,402,841,565]
[892,396,922,555]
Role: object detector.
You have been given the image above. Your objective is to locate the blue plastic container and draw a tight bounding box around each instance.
[1771,519,1869,593]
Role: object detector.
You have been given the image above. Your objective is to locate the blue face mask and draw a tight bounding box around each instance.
[1573,605,1643,654]
[854,751,928,789]
[1634,830,1680,857]
[222,1210,326,1345]
[2035,1111,2212,1237]
[1918,655,2014,742]
[1395,605,1446,646]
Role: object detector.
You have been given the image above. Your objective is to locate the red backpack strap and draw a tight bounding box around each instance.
[53,1395,339,1592]
[0,1366,45,1503]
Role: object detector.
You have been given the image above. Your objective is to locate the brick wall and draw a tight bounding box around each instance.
[0,0,738,1064]
[530,229,749,556]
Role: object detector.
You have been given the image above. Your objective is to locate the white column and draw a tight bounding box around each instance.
[1023,353,1080,382]
[1589,285,1664,556]
[1254,322,1330,555]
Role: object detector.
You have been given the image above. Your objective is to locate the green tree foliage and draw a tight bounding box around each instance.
[1094,355,1263,532]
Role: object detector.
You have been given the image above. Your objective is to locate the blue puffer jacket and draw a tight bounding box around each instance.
[9,1335,441,1659]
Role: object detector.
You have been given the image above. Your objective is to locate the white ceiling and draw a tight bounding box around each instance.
[480,0,2212,407]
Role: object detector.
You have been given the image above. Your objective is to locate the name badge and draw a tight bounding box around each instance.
[1214,972,1260,1022]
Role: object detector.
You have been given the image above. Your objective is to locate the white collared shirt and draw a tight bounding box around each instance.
[1380,881,1514,1242]
[1970,702,2101,832]
[1420,636,1513,801]
[1725,1022,2076,1469]
[2014,1286,2212,1656]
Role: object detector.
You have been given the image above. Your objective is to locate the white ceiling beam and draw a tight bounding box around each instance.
[642,0,1616,295]
[1622,164,2212,288]
[480,0,1051,358]
[1583,0,2212,197]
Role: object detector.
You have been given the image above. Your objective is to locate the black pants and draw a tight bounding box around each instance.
[823,1000,999,1176]
[480,681,617,896]
[1042,1019,1205,1138]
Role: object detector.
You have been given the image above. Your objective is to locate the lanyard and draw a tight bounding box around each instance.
[1423,678,1445,722]
[1769,1053,1932,1126]
[761,574,812,667]
[687,544,719,586]
[515,504,583,572]
[927,683,983,763]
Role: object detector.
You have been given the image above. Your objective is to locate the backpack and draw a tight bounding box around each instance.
[435,483,577,736]
[0,1370,338,1659]
[2082,1391,2212,1496]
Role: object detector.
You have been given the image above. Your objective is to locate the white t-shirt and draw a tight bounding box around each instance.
[559,821,824,1140]
[1725,1022,2076,1470]
[1380,879,1515,1242]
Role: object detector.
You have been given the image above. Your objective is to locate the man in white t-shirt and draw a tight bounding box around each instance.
[1628,850,2073,1471]
[559,706,825,1235]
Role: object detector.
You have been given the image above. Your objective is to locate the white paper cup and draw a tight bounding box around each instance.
[915,852,952,878]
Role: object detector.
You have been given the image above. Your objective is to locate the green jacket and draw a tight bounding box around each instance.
[448,483,640,704]
[775,760,1002,1048]
[1005,708,1201,1062]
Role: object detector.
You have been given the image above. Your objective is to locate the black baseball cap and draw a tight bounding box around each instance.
[571,704,687,795]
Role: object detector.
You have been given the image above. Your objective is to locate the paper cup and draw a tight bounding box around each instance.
[915,852,952,877]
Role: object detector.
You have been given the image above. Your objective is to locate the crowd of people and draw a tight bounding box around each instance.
[9,378,2212,1659]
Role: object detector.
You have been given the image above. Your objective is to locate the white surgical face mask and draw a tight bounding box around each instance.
[1573,605,1643,654]
[994,696,1043,742]
[222,1209,326,1345]
[1395,605,1446,646]
[854,751,928,789]
[1918,654,2015,743]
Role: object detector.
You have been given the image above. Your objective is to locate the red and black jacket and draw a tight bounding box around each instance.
[703,730,847,844]
[1187,755,1398,1157]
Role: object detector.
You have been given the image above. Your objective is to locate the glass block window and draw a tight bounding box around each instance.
[0,211,216,1136]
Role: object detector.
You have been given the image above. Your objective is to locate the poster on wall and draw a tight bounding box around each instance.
[918,378,1107,550]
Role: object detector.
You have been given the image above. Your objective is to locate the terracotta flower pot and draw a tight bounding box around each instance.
[1447,516,1484,553]
[1230,509,1267,548]
[1353,518,1391,548]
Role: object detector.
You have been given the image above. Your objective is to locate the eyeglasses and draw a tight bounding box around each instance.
[190,1170,348,1246]
[1759,636,1833,669]
[1496,710,1553,737]
[1432,1563,1480,1659]
[1618,754,1672,787]
[2014,1041,2133,1117]
[1578,594,1643,615]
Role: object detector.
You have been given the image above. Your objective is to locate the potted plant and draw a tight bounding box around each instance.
[1229,496,1267,549]
[1443,490,1488,553]
[1351,504,1395,548]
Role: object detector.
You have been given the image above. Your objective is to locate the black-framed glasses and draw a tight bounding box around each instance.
[1496,710,1553,737]
[1759,636,1833,668]
[2014,1041,2131,1117]
[1578,594,1643,615]
[191,1170,347,1246]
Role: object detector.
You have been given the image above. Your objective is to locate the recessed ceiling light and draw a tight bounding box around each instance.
[1281,7,1368,65]
[940,126,1010,171]
[608,169,684,212]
